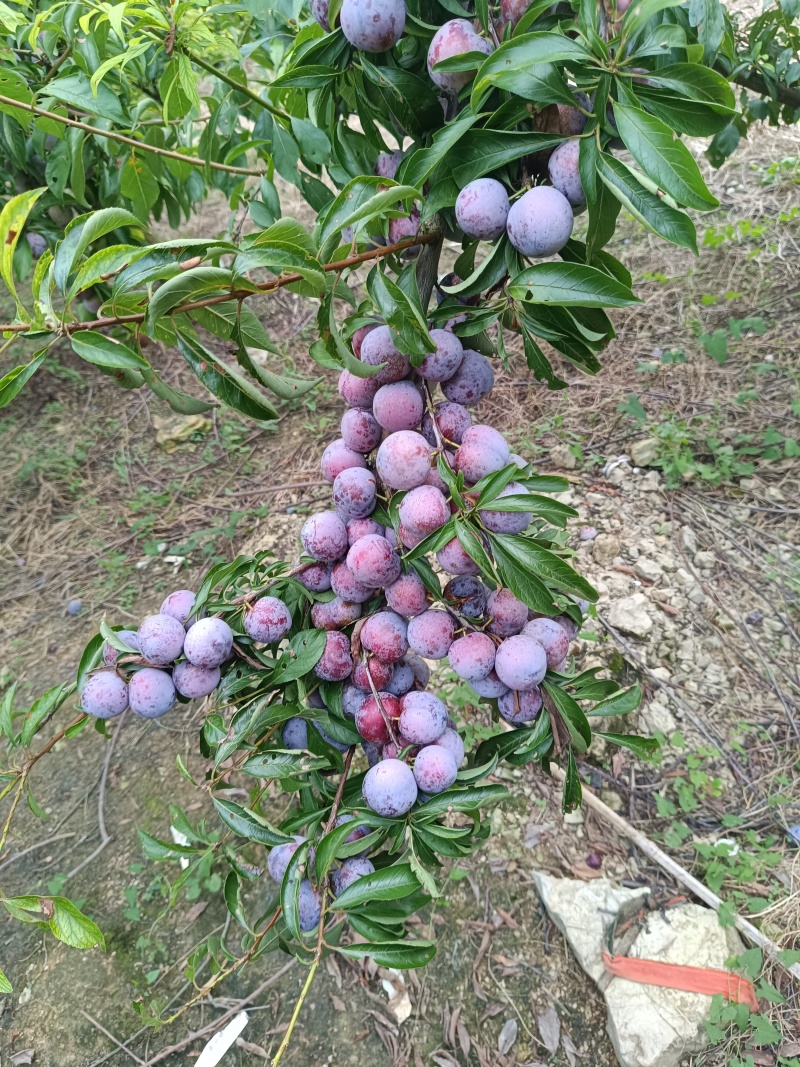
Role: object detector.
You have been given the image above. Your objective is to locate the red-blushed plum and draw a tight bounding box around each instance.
[437,537,480,576]
[522,617,570,667]
[413,744,458,793]
[338,369,380,408]
[160,589,196,627]
[406,609,455,659]
[398,484,450,538]
[352,324,378,357]
[398,691,447,744]
[372,380,424,432]
[470,669,509,698]
[454,424,510,483]
[282,717,308,749]
[424,466,450,494]
[333,467,377,520]
[173,662,220,699]
[494,634,547,690]
[183,618,233,669]
[548,140,585,208]
[386,661,415,696]
[427,19,493,92]
[331,857,375,896]
[267,835,307,882]
[102,629,139,666]
[342,683,368,718]
[244,596,292,643]
[376,430,432,490]
[485,588,528,637]
[360,325,411,384]
[331,561,375,604]
[81,670,129,718]
[500,0,528,25]
[498,686,543,724]
[440,349,494,405]
[375,150,403,181]
[352,657,393,690]
[416,329,464,382]
[301,510,348,562]
[456,178,510,240]
[347,517,385,545]
[448,631,496,681]
[321,438,367,483]
[311,597,361,630]
[129,667,176,718]
[346,534,401,587]
[444,575,487,617]
[360,609,408,662]
[363,758,418,815]
[314,631,353,681]
[432,727,465,766]
[381,735,419,760]
[384,526,399,548]
[555,613,580,640]
[355,692,401,744]
[388,207,420,247]
[341,407,382,453]
[422,401,472,447]
[398,523,425,550]
[385,570,429,617]
[506,185,574,257]
[479,481,533,534]
[138,613,186,665]
[298,880,322,932]
[340,0,406,52]
[297,562,333,592]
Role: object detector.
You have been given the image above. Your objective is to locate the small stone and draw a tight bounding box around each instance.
[649,666,671,682]
[763,618,784,635]
[687,585,706,606]
[599,788,624,812]
[629,438,659,466]
[579,526,598,541]
[606,594,653,638]
[634,558,662,582]
[640,470,661,492]
[550,444,577,469]
[639,701,677,736]
[563,808,584,826]
[694,551,715,570]
[592,533,621,567]
[679,525,697,554]
[745,610,763,626]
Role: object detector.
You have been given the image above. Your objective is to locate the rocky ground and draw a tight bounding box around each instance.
[0,123,798,1066]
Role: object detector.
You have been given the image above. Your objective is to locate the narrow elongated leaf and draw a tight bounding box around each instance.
[147,268,233,329]
[488,534,559,613]
[543,680,592,752]
[0,188,45,317]
[0,967,11,994]
[0,352,47,408]
[20,683,74,747]
[596,153,697,252]
[412,784,509,817]
[0,65,33,126]
[213,797,291,845]
[317,179,419,260]
[71,332,149,370]
[587,684,643,717]
[471,33,592,107]
[176,330,278,423]
[336,940,436,969]
[53,207,142,293]
[595,731,660,759]
[333,864,420,910]
[49,898,105,950]
[240,750,329,778]
[508,262,639,307]
[450,129,565,186]
[281,839,313,941]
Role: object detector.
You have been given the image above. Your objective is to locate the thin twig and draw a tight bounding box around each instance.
[64,714,124,881]
[80,1011,146,1066]
[0,831,76,872]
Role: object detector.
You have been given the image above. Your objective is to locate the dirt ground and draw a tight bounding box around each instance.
[0,122,798,1066]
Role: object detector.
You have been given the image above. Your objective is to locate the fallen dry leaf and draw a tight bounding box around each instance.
[10,1052,34,1066]
[536,1003,561,1055]
[236,1037,268,1060]
[498,1018,518,1056]
[330,995,346,1012]
[562,1031,580,1066]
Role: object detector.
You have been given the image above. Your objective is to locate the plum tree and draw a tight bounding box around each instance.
[244,596,293,643]
[455,179,511,241]
[506,186,575,258]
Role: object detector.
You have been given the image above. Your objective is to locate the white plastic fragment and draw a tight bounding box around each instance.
[170,825,191,870]
[195,1010,249,1067]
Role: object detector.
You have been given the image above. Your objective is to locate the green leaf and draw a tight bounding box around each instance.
[239,750,329,778]
[53,208,142,293]
[595,732,661,760]
[336,940,436,969]
[49,897,105,950]
[398,110,480,189]
[543,680,592,752]
[366,269,434,357]
[488,534,559,613]
[508,262,639,307]
[587,684,643,717]
[0,966,11,994]
[687,0,725,58]
[314,818,368,883]
[332,864,420,910]
[412,784,509,817]
[0,188,45,318]
[44,73,127,123]
[212,798,291,846]
[176,329,278,424]
[76,634,105,694]
[234,243,326,294]
[0,66,32,127]
[224,869,250,930]
[270,629,327,685]
[596,152,697,252]
[611,103,718,211]
[494,534,597,602]
[317,179,420,261]
[471,33,592,108]
[20,683,74,748]
[0,352,48,409]
[0,682,16,741]
[147,268,233,328]
[620,0,685,36]
[137,830,202,861]
[281,839,313,941]
[120,154,160,224]
[450,129,565,186]
[561,748,583,812]
[643,64,735,112]
[71,332,149,371]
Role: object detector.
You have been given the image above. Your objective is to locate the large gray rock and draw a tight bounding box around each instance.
[606,593,653,638]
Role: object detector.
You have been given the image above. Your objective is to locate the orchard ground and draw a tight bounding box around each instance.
[0,124,798,1065]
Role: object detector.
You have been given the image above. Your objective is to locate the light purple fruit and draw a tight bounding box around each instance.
[299,879,322,932]
[498,687,543,724]
[129,668,175,718]
[494,635,547,690]
[375,150,403,181]
[352,324,378,358]
[341,407,383,453]
[160,589,196,627]
[342,683,368,718]
[427,19,493,92]
[548,140,585,208]
[102,630,139,666]
[555,613,580,640]
[522,617,570,668]
[80,670,129,718]
[388,208,420,247]
[433,727,465,766]
[470,669,509,698]
[347,517,385,545]
[437,537,479,576]
[398,691,447,744]
[385,570,429,617]
[268,835,307,882]
[346,534,401,588]
[444,575,486,617]
[386,661,415,696]
[456,178,510,241]
[448,631,496,681]
[557,95,591,136]
[311,0,330,29]
[301,511,349,563]
[138,613,186,666]
[333,467,377,521]
[404,651,430,686]
[297,562,333,592]
[485,588,528,637]
[413,745,458,793]
[331,857,375,896]
[334,813,371,849]
[360,610,408,663]
[398,484,449,538]
[441,349,494,405]
[360,325,411,385]
[407,609,455,659]
[339,369,380,408]
[282,717,308,748]
[506,186,574,258]
[373,381,424,432]
[376,430,432,490]
[314,631,353,681]
[479,480,533,534]
[25,232,47,258]
[363,740,382,766]
[454,424,510,484]
[398,523,424,550]
[321,438,367,483]
[352,658,393,690]
[422,401,472,447]
[417,329,464,382]
[363,758,418,816]
[340,0,406,52]
[172,662,220,698]
[245,596,292,643]
[311,597,361,630]
[331,561,375,604]
[424,466,449,493]
[183,617,233,668]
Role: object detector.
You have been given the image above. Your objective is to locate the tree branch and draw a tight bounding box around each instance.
[730,68,800,110]
[188,52,292,123]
